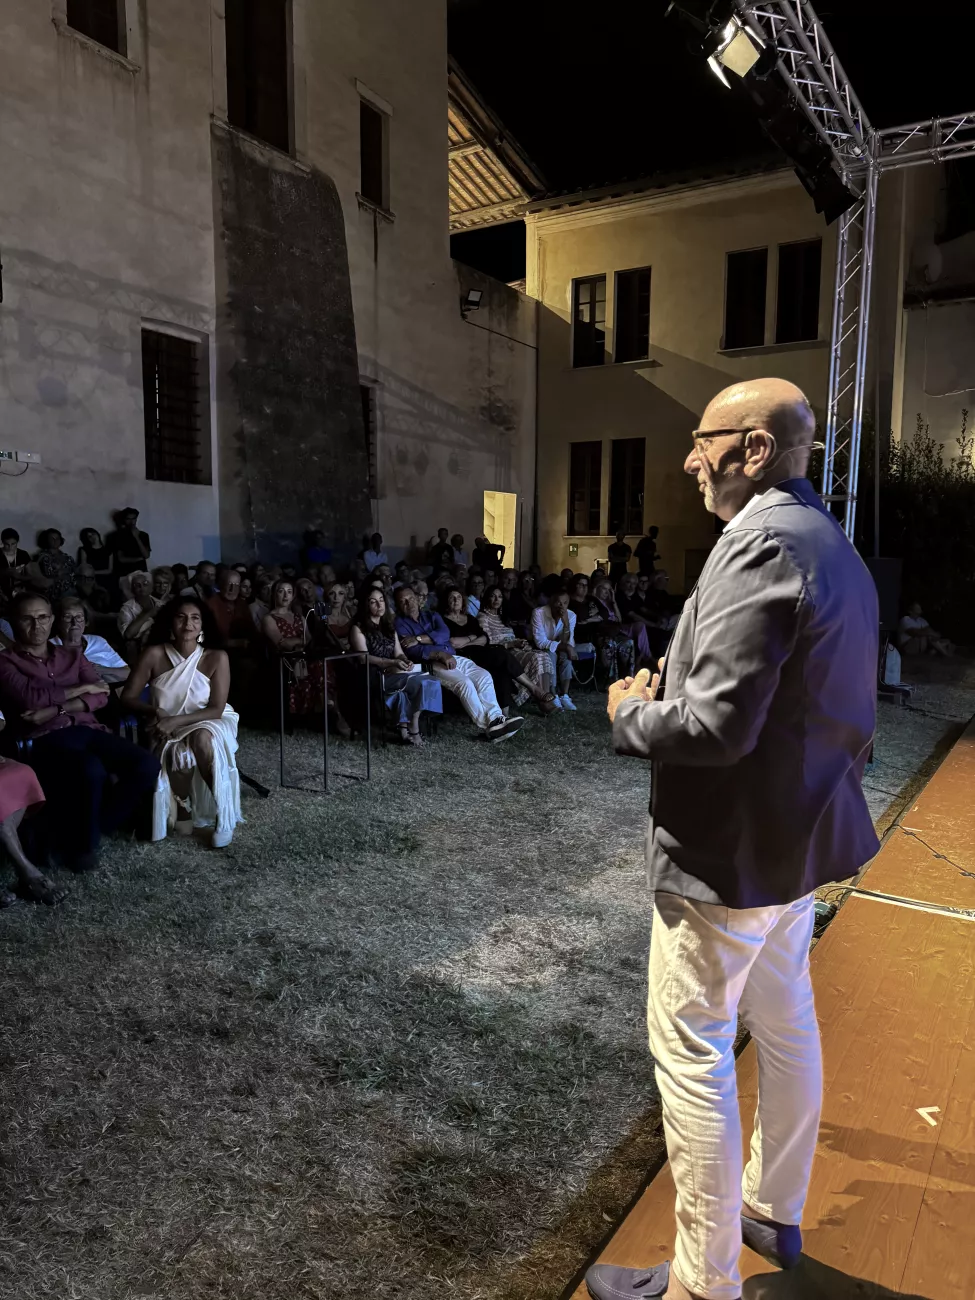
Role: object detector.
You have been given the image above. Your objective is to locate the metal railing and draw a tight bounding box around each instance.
[277,651,371,794]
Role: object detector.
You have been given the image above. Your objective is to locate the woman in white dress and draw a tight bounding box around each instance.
[121,596,242,848]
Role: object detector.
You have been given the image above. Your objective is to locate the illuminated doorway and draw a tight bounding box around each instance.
[483,491,517,567]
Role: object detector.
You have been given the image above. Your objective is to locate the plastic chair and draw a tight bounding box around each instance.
[573,643,598,690]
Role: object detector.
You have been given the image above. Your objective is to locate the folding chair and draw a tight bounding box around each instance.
[572,643,599,691]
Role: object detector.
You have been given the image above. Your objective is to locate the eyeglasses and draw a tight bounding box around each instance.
[690,427,757,442]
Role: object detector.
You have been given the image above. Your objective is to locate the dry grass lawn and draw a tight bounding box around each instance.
[1,664,971,1300]
[0,698,663,1300]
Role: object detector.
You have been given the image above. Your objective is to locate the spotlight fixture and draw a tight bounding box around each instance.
[706,15,775,85]
[461,288,483,316]
[665,0,857,224]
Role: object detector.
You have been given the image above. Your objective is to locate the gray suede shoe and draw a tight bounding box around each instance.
[740,1213,802,1269]
[586,1261,671,1300]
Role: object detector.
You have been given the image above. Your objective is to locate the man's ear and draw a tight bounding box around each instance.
[744,429,775,480]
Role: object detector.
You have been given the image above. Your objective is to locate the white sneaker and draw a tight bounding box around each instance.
[560,695,577,711]
[550,695,563,710]
[211,826,234,849]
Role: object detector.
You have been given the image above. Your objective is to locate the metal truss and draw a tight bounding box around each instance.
[821,161,877,537]
[740,1,871,166]
[731,1,975,539]
[876,112,975,171]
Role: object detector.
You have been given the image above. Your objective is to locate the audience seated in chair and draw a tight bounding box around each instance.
[477,586,553,708]
[121,597,242,848]
[569,574,636,682]
[897,602,953,657]
[615,571,671,661]
[506,571,537,635]
[441,587,554,717]
[0,593,159,872]
[0,706,67,907]
[75,563,111,617]
[466,573,485,616]
[52,598,129,684]
[183,561,217,602]
[349,587,426,746]
[530,588,578,711]
[393,585,523,742]
[261,579,326,724]
[118,568,174,664]
[0,529,31,602]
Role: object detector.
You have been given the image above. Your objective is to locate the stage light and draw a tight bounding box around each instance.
[665,0,857,224]
[712,16,764,80]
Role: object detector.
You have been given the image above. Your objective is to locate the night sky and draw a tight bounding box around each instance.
[448,0,975,280]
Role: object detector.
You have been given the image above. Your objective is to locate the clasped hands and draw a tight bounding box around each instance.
[606,659,663,724]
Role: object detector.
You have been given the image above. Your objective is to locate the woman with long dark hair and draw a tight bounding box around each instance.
[121,596,242,848]
[348,587,425,746]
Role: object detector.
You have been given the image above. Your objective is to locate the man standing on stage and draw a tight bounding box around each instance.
[589,379,879,1300]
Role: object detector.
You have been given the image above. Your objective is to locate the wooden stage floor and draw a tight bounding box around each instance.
[568,722,975,1300]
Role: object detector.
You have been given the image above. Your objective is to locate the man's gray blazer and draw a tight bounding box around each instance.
[613,478,879,910]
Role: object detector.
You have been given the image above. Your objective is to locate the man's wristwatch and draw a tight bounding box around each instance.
[57,705,67,717]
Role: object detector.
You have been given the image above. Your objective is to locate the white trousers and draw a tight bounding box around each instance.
[432,657,501,730]
[648,891,822,1299]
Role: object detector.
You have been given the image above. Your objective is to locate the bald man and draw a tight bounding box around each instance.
[589,381,879,1300]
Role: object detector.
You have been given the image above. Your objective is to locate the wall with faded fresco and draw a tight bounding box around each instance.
[0,0,536,569]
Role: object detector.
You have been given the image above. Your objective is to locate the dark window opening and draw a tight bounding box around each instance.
[942,157,975,242]
[567,440,602,535]
[225,0,291,154]
[614,267,651,363]
[776,238,822,344]
[724,248,768,349]
[142,330,209,486]
[360,384,379,499]
[66,0,124,53]
[609,438,646,535]
[359,100,388,209]
[572,275,606,368]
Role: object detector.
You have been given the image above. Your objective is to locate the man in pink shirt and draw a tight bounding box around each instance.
[0,593,159,871]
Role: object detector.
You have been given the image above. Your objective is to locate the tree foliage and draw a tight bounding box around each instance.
[857,411,975,642]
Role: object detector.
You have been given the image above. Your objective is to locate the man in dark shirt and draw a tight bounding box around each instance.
[634,525,660,575]
[428,528,455,574]
[472,536,506,570]
[607,530,632,581]
[108,507,152,587]
[183,560,217,601]
[0,593,159,870]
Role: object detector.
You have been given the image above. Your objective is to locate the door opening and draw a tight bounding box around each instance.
[483,491,517,569]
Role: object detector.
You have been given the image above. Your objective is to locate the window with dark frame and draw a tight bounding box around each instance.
[775,238,822,344]
[614,268,651,363]
[359,100,388,209]
[567,440,602,535]
[360,384,379,499]
[724,247,768,349]
[66,0,124,53]
[142,330,210,486]
[225,0,291,154]
[609,438,646,535]
[572,275,606,368]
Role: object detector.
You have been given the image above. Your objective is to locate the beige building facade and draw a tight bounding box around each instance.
[526,169,836,585]
[0,0,536,568]
[526,162,975,586]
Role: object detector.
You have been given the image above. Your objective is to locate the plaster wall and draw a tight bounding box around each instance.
[0,0,220,565]
[0,0,535,572]
[527,173,835,584]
